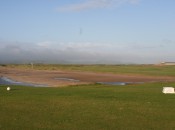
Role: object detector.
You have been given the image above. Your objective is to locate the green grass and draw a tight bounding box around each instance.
[6,64,175,76]
[1,83,175,130]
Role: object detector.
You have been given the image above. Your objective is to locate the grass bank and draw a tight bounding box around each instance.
[1,83,175,130]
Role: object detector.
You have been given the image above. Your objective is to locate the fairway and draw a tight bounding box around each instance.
[1,83,175,130]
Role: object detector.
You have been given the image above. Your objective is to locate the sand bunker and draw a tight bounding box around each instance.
[0,67,175,87]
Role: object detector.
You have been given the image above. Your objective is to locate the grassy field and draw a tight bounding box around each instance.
[6,64,175,76]
[1,83,175,130]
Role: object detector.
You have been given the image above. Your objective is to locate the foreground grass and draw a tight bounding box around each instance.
[0,83,175,130]
[6,64,175,76]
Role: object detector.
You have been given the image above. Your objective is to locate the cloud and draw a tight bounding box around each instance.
[0,40,133,64]
[1,40,175,64]
[57,0,140,12]
[4,45,22,55]
[0,40,121,64]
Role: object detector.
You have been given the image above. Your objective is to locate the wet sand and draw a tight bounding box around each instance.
[0,67,175,87]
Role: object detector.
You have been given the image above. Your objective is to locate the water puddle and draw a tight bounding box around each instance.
[97,82,144,85]
[0,77,48,87]
[0,76,144,87]
[54,77,80,82]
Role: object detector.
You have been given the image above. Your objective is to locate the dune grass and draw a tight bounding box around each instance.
[1,83,175,130]
[6,64,175,76]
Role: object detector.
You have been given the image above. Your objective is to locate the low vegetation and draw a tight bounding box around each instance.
[6,64,175,76]
[1,83,175,130]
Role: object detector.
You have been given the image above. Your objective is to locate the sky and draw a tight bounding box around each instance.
[0,0,175,64]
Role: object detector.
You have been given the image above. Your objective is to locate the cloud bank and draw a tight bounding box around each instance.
[57,0,140,12]
[1,40,175,64]
[0,41,122,64]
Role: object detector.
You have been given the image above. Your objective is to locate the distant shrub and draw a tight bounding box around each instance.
[0,64,7,67]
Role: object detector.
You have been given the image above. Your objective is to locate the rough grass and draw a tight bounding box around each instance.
[1,83,175,130]
[6,64,175,76]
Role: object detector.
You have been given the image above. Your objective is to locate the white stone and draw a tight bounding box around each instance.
[7,87,11,91]
[162,87,175,94]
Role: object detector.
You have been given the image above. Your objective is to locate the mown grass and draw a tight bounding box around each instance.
[1,83,175,130]
[6,64,175,76]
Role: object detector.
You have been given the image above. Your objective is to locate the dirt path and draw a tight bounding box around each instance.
[0,67,175,87]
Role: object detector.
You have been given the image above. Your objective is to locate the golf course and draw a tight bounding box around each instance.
[0,64,175,130]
